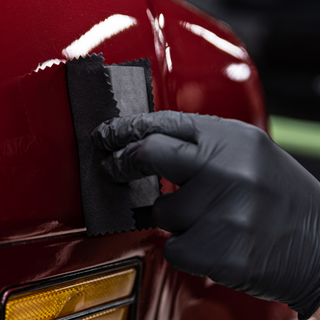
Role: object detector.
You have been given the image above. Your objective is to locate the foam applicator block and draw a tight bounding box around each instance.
[106,65,160,209]
[67,53,159,235]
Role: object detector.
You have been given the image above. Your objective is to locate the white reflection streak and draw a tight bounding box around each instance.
[62,14,137,59]
[146,10,164,56]
[159,13,165,29]
[165,47,173,72]
[35,59,66,72]
[180,22,248,60]
[225,63,251,81]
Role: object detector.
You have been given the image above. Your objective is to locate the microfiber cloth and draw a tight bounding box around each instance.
[67,53,159,235]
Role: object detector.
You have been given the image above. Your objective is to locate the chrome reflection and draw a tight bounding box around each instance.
[225,63,251,81]
[180,22,248,60]
[62,14,137,59]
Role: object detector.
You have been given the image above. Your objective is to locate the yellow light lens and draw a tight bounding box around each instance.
[5,268,136,320]
[80,306,128,320]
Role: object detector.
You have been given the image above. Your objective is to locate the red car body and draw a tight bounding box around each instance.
[0,0,297,319]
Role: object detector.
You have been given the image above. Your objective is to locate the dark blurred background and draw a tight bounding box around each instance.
[185,0,320,180]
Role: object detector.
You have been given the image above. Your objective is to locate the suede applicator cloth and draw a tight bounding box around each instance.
[67,53,158,235]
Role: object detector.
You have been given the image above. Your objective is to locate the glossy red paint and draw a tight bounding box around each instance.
[0,0,296,319]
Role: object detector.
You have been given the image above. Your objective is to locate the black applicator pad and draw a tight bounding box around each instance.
[67,54,158,235]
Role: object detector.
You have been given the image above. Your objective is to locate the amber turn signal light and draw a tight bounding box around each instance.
[5,268,136,320]
[79,306,128,320]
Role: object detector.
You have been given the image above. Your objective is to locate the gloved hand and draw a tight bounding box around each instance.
[92,111,320,319]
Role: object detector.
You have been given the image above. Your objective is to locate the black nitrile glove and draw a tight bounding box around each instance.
[92,111,320,319]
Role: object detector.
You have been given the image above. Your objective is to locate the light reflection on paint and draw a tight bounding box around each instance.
[147,10,165,58]
[35,59,66,72]
[62,14,137,59]
[147,10,171,74]
[165,47,173,72]
[180,21,248,60]
[155,17,165,48]
[159,13,165,29]
[225,63,251,82]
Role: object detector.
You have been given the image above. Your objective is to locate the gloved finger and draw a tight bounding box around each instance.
[100,133,200,185]
[91,111,198,151]
[163,232,213,276]
[152,186,204,233]
[151,165,227,233]
[163,216,232,278]
[164,212,266,290]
